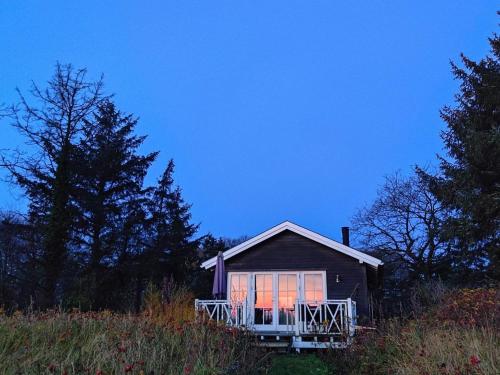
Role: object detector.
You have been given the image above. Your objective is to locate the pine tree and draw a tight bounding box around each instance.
[423,32,500,282]
[146,160,199,285]
[74,100,157,308]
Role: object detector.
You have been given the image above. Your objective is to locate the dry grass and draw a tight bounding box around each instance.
[142,282,196,325]
[1,287,497,374]
[389,321,499,375]
[322,288,500,375]
[0,288,263,374]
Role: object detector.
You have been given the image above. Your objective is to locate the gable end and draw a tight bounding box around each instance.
[201,221,383,269]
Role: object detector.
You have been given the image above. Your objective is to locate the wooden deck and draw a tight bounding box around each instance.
[194,298,356,350]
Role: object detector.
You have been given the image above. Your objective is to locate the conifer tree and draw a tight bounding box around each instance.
[422,32,500,281]
[74,100,157,308]
[146,160,199,285]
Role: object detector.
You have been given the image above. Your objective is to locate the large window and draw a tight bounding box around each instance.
[278,274,297,326]
[229,271,326,329]
[304,273,324,302]
[254,274,273,325]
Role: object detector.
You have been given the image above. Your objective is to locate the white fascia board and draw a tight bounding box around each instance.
[200,221,383,269]
[285,222,383,267]
[200,221,290,269]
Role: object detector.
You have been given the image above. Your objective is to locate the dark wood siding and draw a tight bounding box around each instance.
[225,230,371,317]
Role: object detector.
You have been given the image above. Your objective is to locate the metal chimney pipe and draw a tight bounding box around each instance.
[341,227,350,247]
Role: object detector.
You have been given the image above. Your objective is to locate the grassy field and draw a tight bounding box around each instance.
[268,355,328,375]
[321,288,500,375]
[0,310,264,374]
[0,288,498,374]
[0,286,265,374]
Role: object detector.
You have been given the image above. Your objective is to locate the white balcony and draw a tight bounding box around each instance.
[194,298,357,338]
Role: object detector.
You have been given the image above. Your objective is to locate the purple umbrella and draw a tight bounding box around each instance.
[212,251,226,300]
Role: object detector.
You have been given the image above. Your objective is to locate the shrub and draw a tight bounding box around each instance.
[431,288,500,328]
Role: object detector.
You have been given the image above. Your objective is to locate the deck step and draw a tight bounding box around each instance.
[255,341,290,348]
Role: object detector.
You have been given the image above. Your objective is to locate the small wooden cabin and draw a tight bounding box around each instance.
[195,221,383,349]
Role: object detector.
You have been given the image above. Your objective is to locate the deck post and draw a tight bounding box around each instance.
[242,299,247,326]
[346,298,353,335]
[294,300,300,335]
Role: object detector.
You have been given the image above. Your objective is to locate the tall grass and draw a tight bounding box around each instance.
[0,287,263,374]
[322,288,500,375]
[1,286,497,374]
[142,281,196,325]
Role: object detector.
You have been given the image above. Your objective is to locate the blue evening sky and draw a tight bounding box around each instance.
[0,2,497,241]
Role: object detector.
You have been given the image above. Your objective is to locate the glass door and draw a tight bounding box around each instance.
[277,273,298,330]
[254,274,274,330]
[250,272,324,331]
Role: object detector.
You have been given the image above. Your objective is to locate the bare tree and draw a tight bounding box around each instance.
[1,63,107,306]
[352,171,451,282]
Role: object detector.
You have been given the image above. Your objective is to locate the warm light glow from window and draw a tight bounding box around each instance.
[255,274,272,308]
[278,274,297,326]
[254,274,273,325]
[230,274,247,303]
[278,274,297,308]
[304,274,323,302]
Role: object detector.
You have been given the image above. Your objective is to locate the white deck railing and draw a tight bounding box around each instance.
[295,299,356,336]
[194,299,248,327]
[194,298,356,336]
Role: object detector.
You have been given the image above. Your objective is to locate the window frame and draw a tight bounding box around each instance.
[227,270,327,303]
[301,271,327,303]
[226,270,327,330]
[227,272,250,304]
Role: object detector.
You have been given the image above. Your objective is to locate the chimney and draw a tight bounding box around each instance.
[341,226,350,247]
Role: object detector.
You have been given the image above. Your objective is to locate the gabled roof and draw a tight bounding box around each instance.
[201,221,383,269]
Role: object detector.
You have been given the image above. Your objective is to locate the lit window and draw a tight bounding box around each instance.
[230,274,248,303]
[304,274,324,302]
[278,274,297,325]
[254,274,273,325]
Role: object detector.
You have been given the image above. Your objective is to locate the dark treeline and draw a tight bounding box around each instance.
[0,64,226,311]
[353,32,499,314]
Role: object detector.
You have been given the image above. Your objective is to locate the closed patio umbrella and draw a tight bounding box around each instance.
[212,251,226,299]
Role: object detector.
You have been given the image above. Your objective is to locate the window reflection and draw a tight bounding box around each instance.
[304,274,324,303]
[230,274,248,303]
[278,274,297,326]
[236,272,325,327]
[230,274,248,323]
[254,274,273,325]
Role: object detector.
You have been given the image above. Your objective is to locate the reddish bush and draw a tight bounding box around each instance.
[432,288,499,328]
